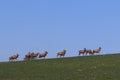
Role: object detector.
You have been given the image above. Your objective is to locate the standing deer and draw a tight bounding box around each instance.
[93,47,102,55]
[79,48,86,56]
[85,49,93,56]
[57,50,66,58]
[32,53,39,59]
[9,54,19,61]
[39,51,48,59]
[24,52,39,60]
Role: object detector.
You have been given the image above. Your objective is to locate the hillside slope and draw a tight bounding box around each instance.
[0,54,120,80]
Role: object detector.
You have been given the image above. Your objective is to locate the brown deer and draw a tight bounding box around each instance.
[39,51,48,59]
[57,50,66,58]
[79,48,86,56]
[24,52,33,60]
[93,47,102,55]
[85,49,93,55]
[32,52,39,59]
[9,54,19,61]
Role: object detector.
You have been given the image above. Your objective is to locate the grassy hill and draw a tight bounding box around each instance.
[0,54,120,80]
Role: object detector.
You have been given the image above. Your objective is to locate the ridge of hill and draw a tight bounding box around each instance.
[0,54,120,80]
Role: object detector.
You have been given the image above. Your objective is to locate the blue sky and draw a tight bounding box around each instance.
[0,0,120,61]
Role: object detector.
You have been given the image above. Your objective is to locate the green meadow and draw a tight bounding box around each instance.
[0,54,120,80]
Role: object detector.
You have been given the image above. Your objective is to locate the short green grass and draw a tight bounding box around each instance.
[0,54,120,80]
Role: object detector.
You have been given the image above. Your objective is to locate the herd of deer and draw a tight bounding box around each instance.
[79,47,102,56]
[9,47,102,62]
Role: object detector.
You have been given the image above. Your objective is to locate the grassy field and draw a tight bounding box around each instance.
[0,54,120,80]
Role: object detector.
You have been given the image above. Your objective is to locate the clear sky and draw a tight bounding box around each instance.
[0,0,120,61]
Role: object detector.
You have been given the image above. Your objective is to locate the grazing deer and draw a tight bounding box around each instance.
[85,49,93,55]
